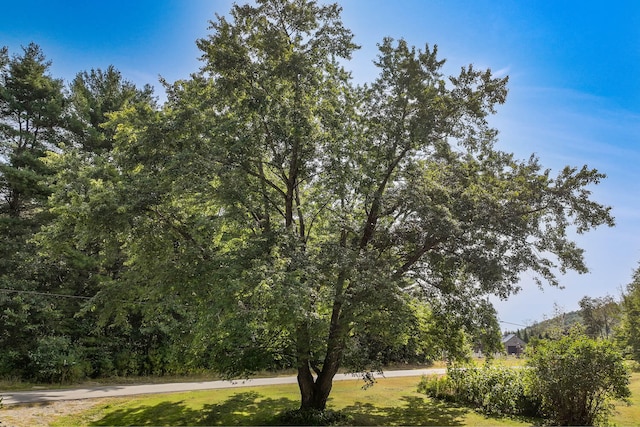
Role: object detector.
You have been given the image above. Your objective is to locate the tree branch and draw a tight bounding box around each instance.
[242,162,287,198]
[392,238,441,280]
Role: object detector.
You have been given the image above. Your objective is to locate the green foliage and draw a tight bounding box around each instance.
[421,336,630,426]
[0,43,188,383]
[67,65,155,153]
[618,265,640,362]
[579,295,619,339]
[519,305,589,342]
[418,365,539,417]
[0,43,72,381]
[418,374,457,400]
[527,331,631,426]
[27,336,85,383]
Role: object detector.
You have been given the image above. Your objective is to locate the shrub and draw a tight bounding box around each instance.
[417,374,457,401]
[527,331,630,426]
[418,365,539,417]
[27,336,86,383]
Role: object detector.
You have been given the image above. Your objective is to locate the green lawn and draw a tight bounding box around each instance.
[32,369,640,426]
[50,376,536,426]
[610,371,640,425]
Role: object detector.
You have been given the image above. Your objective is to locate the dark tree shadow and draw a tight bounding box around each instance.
[89,391,298,426]
[87,391,539,426]
[90,400,204,426]
[342,395,468,426]
[342,395,541,426]
[200,391,297,426]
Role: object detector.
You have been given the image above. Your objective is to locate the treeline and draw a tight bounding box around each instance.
[509,296,618,342]
[0,44,224,382]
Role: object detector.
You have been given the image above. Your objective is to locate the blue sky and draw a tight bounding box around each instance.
[2,1,640,328]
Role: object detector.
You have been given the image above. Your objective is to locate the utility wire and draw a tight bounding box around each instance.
[0,288,148,305]
[499,319,528,327]
[0,288,93,300]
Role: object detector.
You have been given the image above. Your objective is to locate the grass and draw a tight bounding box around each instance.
[610,371,640,425]
[49,376,536,426]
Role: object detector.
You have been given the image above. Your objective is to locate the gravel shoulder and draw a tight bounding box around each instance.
[1,398,111,427]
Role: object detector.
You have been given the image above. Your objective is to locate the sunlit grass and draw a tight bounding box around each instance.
[611,372,640,425]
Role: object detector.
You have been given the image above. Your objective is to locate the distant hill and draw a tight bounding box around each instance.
[507,299,621,342]
[506,309,585,342]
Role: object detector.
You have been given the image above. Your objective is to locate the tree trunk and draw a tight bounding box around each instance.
[296,309,345,410]
[297,364,317,409]
[296,367,336,411]
[295,263,348,411]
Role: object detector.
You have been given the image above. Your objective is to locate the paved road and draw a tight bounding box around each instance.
[1,368,445,406]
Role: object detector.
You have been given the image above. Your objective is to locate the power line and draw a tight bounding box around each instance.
[499,319,528,327]
[0,288,149,305]
[0,288,93,300]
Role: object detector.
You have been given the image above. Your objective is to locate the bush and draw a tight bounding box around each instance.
[27,336,86,383]
[419,365,538,417]
[527,332,630,426]
[418,374,457,401]
[0,349,28,380]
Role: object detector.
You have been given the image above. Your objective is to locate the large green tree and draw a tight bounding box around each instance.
[192,0,613,410]
[53,0,613,411]
[0,43,65,215]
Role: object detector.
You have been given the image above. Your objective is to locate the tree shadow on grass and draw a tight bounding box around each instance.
[89,391,298,426]
[85,391,538,426]
[343,395,541,426]
[342,395,468,426]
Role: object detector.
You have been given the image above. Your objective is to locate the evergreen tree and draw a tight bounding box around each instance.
[0,43,69,379]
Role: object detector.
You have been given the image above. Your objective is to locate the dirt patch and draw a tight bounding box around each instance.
[1,399,105,427]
